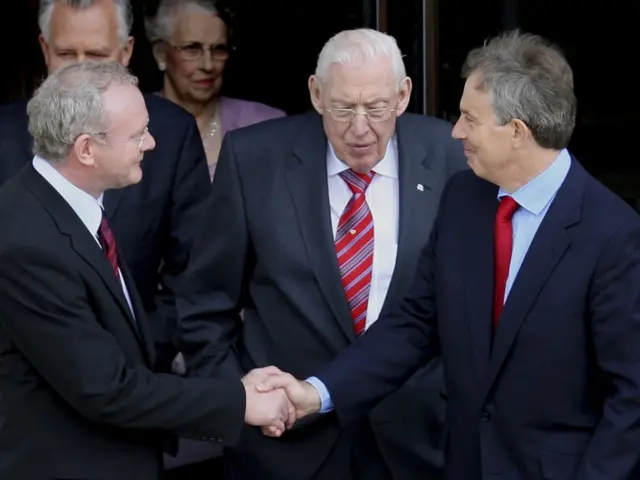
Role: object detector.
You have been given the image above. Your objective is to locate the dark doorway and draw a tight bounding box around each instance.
[435,0,640,206]
[136,0,379,114]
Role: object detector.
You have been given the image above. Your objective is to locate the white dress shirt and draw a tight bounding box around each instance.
[327,140,399,330]
[32,156,135,315]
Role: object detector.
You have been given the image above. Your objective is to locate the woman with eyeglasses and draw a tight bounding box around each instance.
[145,0,285,181]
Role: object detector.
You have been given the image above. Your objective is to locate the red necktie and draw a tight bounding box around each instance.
[336,169,375,336]
[493,196,519,328]
[97,209,120,279]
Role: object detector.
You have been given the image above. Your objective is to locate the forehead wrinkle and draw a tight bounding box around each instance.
[50,18,119,50]
[330,88,392,105]
[172,11,226,44]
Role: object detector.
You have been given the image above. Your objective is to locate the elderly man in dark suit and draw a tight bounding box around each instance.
[259,30,640,480]
[0,0,210,373]
[177,28,467,480]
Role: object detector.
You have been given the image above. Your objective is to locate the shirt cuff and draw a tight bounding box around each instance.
[305,376,334,413]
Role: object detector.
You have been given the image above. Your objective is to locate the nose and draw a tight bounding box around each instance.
[451,118,465,139]
[145,132,156,151]
[350,113,370,137]
[201,51,214,71]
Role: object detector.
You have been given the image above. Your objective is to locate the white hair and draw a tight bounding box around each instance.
[27,61,138,163]
[38,0,133,44]
[145,0,219,43]
[315,28,407,88]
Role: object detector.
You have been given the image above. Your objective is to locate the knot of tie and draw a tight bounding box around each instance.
[496,196,519,223]
[339,169,375,195]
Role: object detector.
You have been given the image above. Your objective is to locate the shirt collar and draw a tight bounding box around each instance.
[498,148,572,215]
[32,155,104,236]
[326,136,399,179]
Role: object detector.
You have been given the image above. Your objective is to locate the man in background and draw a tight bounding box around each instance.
[0,61,292,480]
[177,28,467,480]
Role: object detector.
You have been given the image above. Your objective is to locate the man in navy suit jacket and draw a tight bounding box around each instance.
[257,30,640,479]
[0,0,211,374]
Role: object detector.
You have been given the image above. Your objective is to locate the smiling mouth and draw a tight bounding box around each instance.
[350,144,373,149]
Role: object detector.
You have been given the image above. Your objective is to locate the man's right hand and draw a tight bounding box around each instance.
[255,372,321,435]
[243,375,295,437]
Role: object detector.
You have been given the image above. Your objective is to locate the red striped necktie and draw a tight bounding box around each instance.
[335,169,375,336]
[97,209,120,279]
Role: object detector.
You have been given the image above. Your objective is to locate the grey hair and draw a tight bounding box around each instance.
[27,61,139,163]
[315,29,407,88]
[145,0,219,43]
[39,0,134,44]
[462,30,576,149]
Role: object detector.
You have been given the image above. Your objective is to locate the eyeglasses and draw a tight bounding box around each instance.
[169,42,232,61]
[94,126,149,150]
[325,107,397,123]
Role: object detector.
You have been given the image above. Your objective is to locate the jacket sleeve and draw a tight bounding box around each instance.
[0,245,246,446]
[176,131,248,380]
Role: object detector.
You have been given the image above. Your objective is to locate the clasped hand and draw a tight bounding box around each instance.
[242,366,321,437]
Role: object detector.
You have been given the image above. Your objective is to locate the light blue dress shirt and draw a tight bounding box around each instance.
[307,149,572,413]
[499,149,571,301]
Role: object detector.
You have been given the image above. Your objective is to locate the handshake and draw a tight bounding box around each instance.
[242,366,321,437]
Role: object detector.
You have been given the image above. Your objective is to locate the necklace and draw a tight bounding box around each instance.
[205,116,219,138]
[156,90,221,138]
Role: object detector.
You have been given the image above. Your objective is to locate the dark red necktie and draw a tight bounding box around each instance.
[97,209,120,279]
[493,196,519,328]
[335,169,375,336]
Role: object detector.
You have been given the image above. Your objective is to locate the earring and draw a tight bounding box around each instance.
[158,62,166,71]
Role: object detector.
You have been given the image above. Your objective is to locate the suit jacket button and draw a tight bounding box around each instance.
[481,410,491,422]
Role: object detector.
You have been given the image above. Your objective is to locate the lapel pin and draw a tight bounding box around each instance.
[416,184,424,191]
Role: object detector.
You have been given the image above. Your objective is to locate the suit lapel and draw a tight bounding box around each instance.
[383,118,441,307]
[286,115,355,343]
[479,161,585,402]
[462,180,498,380]
[22,166,148,354]
[118,256,155,366]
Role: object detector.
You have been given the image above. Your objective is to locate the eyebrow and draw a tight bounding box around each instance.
[180,39,227,45]
[366,98,389,104]
[460,107,476,119]
[330,98,390,106]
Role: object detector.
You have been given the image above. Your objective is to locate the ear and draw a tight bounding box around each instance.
[511,118,530,147]
[73,134,98,167]
[151,41,168,71]
[38,34,52,71]
[395,77,413,116]
[121,36,135,68]
[308,75,323,114]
